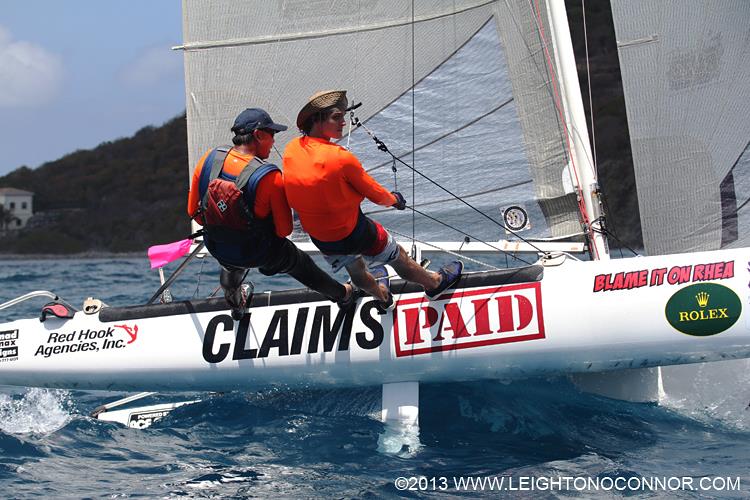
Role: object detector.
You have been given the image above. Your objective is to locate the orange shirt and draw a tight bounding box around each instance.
[282,136,397,241]
[187,148,293,238]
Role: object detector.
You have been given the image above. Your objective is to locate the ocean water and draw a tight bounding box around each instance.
[0,258,749,498]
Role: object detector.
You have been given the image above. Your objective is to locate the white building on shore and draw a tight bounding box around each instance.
[0,187,34,230]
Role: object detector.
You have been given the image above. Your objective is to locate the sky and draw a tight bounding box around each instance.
[0,0,185,176]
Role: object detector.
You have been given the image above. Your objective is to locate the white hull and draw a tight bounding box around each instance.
[1,248,748,391]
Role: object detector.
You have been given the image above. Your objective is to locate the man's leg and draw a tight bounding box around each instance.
[260,239,350,302]
[220,266,251,320]
[345,257,389,302]
[389,247,442,290]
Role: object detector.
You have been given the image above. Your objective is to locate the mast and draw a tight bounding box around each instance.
[545,1,609,260]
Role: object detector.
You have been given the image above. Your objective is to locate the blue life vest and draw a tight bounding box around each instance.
[195,146,281,268]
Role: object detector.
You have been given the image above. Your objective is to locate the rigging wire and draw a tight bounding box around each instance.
[352,115,546,257]
[363,179,533,215]
[193,257,206,298]
[405,204,534,265]
[365,97,514,174]
[599,193,627,258]
[581,0,597,170]
[591,218,640,257]
[411,0,417,252]
[383,225,503,270]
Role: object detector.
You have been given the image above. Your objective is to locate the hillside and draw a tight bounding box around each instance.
[0,115,190,254]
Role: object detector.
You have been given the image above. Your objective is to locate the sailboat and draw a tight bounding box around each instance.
[1,0,749,429]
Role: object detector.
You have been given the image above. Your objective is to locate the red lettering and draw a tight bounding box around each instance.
[516,295,533,330]
[705,263,716,280]
[422,307,438,329]
[442,303,470,339]
[402,306,425,345]
[594,274,607,292]
[623,272,639,289]
[471,298,493,336]
[638,270,648,287]
[497,296,514,332]
[679,266,691,283]
[715,262,725,278]
[693,264,704,281]
[723,260,734,278]
[612,272,624,290]
[668,266,691,285]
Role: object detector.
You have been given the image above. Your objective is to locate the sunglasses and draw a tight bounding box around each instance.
[258,128,278,137]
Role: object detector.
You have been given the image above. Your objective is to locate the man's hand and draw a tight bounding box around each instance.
[391,191,407,210]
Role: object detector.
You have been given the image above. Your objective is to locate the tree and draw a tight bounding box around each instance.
[0,204,19,231]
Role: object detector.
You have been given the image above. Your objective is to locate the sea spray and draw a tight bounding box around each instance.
[0,387,73,435]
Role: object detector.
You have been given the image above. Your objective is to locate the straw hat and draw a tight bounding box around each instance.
[296,90,348,130]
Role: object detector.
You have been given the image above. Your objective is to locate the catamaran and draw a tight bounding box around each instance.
[1,0,749,431]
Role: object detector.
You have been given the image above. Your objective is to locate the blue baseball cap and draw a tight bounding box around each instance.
[231,108,288,135]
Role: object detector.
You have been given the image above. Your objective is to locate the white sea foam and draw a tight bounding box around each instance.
[0,387,73,435]
[659,360,750,431]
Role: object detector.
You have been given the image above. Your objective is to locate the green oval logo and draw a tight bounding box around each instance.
[665,283,741,336]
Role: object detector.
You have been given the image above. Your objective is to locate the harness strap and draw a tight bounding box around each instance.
[240,163,281,213]
[198,145,231,199]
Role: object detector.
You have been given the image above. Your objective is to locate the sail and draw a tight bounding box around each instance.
[179,0,586,247]
[610,0,750,255]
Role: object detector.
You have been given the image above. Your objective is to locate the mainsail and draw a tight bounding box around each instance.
[178,0,589,249]
[610,0,750,255]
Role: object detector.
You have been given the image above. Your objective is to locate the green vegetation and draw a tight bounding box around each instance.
[0,115,190,254]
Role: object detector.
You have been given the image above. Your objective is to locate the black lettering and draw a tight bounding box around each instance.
[338,306,356,351]
[258,309,289,358]
[357,301,385,349]
[203,315,233,363]
[307,305,352,353]
[232,314,257,360]
[289,308,309,355]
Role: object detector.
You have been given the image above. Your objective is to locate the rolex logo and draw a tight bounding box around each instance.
[695,292,709,308]
[666,283,741,337]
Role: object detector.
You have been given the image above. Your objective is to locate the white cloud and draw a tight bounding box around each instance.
[120,45,182,87]
[0,26,64,108]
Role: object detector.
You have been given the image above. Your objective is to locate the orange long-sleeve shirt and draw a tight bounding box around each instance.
[187,148,293,238]
[282,136,397,241]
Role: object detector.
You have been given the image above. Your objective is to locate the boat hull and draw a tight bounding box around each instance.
[1,248,749,391]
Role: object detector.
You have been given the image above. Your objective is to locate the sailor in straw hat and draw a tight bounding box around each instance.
[283,90,463,309]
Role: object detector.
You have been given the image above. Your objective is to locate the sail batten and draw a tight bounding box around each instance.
[176,0,497,51]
